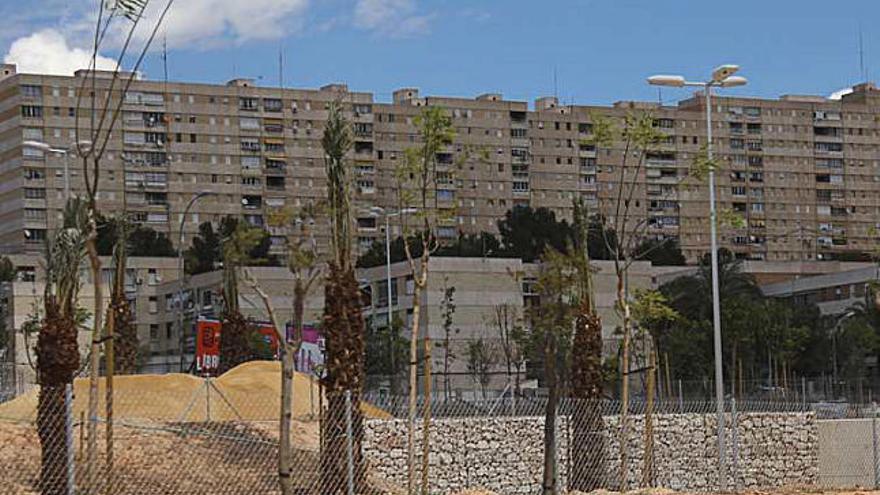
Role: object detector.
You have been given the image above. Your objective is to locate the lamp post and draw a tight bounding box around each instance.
[368,206,417,391]
[832,311,856,398]
[648,65,748,491]
[23,140,93,201]
[178,191,213,372]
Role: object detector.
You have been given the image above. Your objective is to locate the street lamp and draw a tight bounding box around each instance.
[178,191,213,372]
[368,207,417,331]
[367,206,417,392]
[23,140,93,201]
[648,64,748,491]
[831,311,856,398]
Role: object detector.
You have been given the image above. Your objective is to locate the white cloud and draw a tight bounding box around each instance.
[353,0,431,37]
[143,0,310,48]
[4,29,116,75]
[828,87,853,100]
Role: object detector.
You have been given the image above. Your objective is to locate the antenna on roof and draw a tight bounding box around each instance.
[162,33,169,82]
[553,65,558,99]
[859,24,867,81]
[279,43,284,90]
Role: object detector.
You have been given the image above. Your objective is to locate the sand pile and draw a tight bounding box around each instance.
[0,360,389,422]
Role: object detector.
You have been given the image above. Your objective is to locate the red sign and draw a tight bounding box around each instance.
[195,318,280,375]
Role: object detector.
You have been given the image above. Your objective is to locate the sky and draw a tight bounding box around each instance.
[1,0,879,106]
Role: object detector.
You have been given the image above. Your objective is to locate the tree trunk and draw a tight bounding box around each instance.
[85,235,103,494]
[570,308,605,491]
[420,330,432,495]
[542,326,559,495]
[642,347,656,488]
[104,297,115,495]
[617,275,632,491]
[36,300,79,495]
[406,282,423,495]
[279,342,294,495]
[321,264,366,495]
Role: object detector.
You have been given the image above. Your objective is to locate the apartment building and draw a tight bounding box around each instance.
[0,254,178,387]
[2,63,880,262]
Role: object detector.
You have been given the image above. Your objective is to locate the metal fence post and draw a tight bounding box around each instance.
[872,402,879,489]
[678,380,684,413]
[65,383,75,495]
[731,397,739,493]
[345,389,354,495]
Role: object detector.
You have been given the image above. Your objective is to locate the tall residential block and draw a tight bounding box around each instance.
[2,63,880,262]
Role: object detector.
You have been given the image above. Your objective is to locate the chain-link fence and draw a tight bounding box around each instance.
[1,381,878,494]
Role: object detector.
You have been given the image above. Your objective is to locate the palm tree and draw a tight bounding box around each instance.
[36,198,89,495]
[218,222,264,374]
[104,217,138,374]
[568,198,606,491]
[319,102,367,494]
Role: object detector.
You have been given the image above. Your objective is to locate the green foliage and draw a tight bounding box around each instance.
[633,238,687,266]
[323,102,354,266]
[466,338,497,398]
[394,106,456,246]
[364,315,409,378]
[0,256,14,282]
[497,206,574,262]
[185,221,222,275]
[718,208,747,229]
[96,216,176,257]
[631,289,679,337]
[689,144,721,182]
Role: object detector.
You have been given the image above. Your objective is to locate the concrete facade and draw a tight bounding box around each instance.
[2,64,880,262]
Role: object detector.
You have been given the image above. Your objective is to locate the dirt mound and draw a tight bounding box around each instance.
[0,360,389,422]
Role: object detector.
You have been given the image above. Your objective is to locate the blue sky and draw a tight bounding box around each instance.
[2,0,878,105]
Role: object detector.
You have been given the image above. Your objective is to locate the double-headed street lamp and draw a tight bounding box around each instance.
[648,65,748,491]
[23,140,93,200]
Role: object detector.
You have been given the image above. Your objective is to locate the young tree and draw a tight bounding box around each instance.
[568,198,606,491]
[586,112,663,489]
[319,102,367,494]
[466,339,497,399]
[492,303,525,399]
[393,106,455,494]
[631,289,679,486]
[75,2,176,489]
[217,222,265,373]
[527,248,578,495]
[36,198,88,495]
[438,282,459,399]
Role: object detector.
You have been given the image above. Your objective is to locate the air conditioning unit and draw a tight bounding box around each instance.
[154,275,162,283]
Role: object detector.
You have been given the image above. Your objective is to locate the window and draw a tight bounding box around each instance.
[22,147,44,160]
[24,169,45,180]
[150,325,159,340]
[815,142,843,152]
[24,229,46,243]
[241,177,261,186]
[21,85,42,98]
[241,138,260,152]
[148,296,158,314]
[731,186,746,196]
[266,176,285,190]
[437,189,455,201]
[264,141,284,153]
[239,97,258,110]
[512,181,529,192]
[743,107,761,117]
[23,128,43,141]
[263,98,283,112]
[357,217,377,230]
[24,188,46,199]
[24,208,46,220]
[241,156,261,169]
[240,118,260,130]
[511,128,527,138]
[21,105,43,118]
